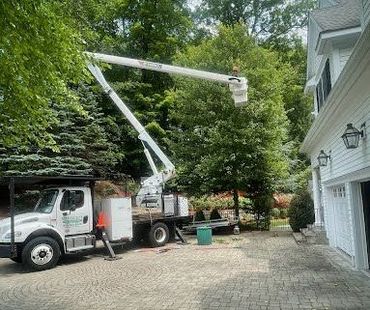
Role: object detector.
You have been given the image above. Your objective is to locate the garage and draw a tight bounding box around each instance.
[329,185,353,256]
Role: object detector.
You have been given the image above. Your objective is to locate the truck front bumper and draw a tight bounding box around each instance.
[0,244,14,258]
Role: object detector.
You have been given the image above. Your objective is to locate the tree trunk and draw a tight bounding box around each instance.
[233,189,239,220]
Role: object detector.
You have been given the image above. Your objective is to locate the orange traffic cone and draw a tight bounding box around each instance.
[96,211,106,229]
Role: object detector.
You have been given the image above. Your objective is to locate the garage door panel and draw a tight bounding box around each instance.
[331,185,353,256]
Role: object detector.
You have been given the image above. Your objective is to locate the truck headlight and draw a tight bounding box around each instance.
[4,231,22,240]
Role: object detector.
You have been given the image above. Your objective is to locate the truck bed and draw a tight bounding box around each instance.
[132,206,191,225]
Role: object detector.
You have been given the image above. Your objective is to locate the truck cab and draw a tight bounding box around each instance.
[0,186,99,270]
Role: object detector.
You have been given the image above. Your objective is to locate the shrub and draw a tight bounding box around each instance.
[189,194,247,211]
[271,208,280,218]
[194,210,206,222]
[252,194,273,230]
[279,208,288,219]
[288,190,315,232]
[273,193,293,209]
[210,208,222,220]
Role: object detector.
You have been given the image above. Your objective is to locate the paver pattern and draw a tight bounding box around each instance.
[1,231,370,310]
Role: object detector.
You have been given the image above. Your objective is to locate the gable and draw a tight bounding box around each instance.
[319,0,340,8]
[364,0,370,26]
[312,0,361,32]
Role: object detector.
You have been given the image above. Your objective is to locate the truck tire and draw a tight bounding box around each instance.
[149,222,169,247]
[22,236,61,271]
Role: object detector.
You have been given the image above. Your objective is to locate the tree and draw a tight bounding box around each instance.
[169,24,290,214]
[194,1,314,193]
[268,36,312,193]
[0,84,121,177]
[0,0,90,148]
[94,0,193,179]
[195,0,315,42]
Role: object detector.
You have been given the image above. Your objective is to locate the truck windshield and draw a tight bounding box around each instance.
[34,190,59,214]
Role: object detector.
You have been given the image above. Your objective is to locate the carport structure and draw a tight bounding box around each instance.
[0,176,98,259]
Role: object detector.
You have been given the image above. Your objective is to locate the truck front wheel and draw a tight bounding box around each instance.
[22,236,60,271]
[149,222,169,247]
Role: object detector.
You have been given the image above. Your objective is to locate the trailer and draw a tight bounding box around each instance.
[183,210,239,232]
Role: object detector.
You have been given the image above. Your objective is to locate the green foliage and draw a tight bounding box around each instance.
[251,194,273,229]
[267,36,312,193]
[288,190,315,232]
[279,208,288,219]
[117,0,192,62]
[189,194,250,211]
[0,0,312,200]
[170,24,289,196]
[0,85,121,177]
[93,0,193,179]
[271,208,280,218]
[0,0,89,148]
[195,0,315,42]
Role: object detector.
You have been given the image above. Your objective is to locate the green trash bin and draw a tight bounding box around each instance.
[197,226,212,245]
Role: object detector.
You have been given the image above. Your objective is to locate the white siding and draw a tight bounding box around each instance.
[339,48,353,72]
[363,0,370,26]
[310,95,370,185]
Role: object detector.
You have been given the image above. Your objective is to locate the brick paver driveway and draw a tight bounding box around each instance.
[1,231,370,310]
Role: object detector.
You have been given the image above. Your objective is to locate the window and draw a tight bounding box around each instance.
[60,190,84,211]
[34,189,59,214]
[332,186,346,198]
[322,60,332,99]
[316,59,332,112]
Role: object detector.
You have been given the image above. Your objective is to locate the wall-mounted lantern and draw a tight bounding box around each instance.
[317,150,331,167]
[341,123,366,149]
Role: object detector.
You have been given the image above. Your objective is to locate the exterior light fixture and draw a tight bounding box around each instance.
[317,150,331,167]
[341,123,365,149]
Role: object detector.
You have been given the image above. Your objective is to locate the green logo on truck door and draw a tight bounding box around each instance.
[62,215,83,227]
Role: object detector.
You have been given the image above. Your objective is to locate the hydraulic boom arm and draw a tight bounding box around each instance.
[88,64,175,198]
[88,53,248,107]
[88,53,248,203]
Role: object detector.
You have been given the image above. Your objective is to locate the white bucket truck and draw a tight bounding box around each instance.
[0,177,190,271]
[0,53,247,271]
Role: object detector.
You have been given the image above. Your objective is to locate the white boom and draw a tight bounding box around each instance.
[88,52,248,107]
[88,64,174,199]
[87,53,248,204]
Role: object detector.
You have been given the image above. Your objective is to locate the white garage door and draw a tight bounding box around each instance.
[331,185,353,256]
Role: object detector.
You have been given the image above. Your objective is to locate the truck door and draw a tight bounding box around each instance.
[58,189,92,236]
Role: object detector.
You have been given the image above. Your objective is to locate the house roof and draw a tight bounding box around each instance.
[311,0,361,32]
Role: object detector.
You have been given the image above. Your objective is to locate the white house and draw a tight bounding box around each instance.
[301,0,370,270]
